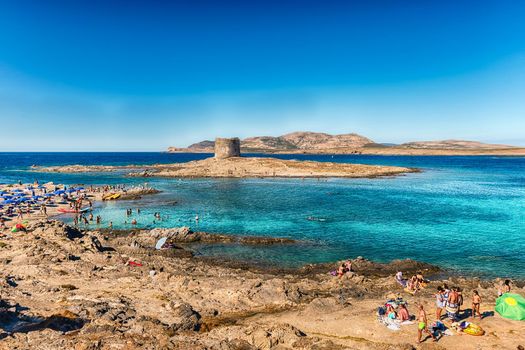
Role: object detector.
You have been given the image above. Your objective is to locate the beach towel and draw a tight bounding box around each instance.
[446,303,459,320]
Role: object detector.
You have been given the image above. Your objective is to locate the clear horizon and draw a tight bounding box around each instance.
[1,1,524,151]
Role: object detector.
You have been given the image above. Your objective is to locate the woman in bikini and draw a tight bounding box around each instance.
[435,286,445,320]
[472,290,482,319]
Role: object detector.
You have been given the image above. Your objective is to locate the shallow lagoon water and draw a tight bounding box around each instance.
[1,152,524,278]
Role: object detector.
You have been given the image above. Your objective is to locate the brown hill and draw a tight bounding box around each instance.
[168,132,374,153]
[400,140,516,150]
[167,133,524,155]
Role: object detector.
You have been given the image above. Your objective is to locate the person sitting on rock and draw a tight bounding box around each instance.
[337,263,346,278]
[344,260,353,273]
[398,303,410,321]
[395,271,407,287]
[387,305,397,319]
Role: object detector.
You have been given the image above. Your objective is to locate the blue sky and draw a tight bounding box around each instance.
[0,0,524,151]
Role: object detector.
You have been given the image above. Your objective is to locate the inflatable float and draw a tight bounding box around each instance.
[102,193,121,201]
[463,323,484,336]
[452,321,484,336]
[58,207,91,214]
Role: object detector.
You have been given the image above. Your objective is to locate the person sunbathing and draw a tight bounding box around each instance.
[337,263,346,278]
[395,271,407,287]
[398,303,410,321]
[407,275,419,292]
[387,305,397,319]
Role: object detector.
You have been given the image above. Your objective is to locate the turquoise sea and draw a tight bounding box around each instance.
[1,152,524,279]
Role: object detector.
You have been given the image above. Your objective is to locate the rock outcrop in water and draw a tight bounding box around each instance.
[33,157,416,178]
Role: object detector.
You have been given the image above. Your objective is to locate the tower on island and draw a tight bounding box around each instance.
[214,137,241,159]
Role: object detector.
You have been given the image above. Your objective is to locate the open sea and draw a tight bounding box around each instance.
[1,152,524,279]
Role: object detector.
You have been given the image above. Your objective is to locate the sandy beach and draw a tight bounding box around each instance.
[0,221,523,349]
[0,183,159,231]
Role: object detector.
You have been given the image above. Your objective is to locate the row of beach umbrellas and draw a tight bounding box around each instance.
[0,187,86,208]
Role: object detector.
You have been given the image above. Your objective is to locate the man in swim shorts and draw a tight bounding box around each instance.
[417,305,436,343]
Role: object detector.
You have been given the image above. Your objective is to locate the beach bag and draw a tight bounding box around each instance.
[377,306,386,316]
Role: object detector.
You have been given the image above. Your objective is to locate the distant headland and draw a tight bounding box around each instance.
[168,131,525,156]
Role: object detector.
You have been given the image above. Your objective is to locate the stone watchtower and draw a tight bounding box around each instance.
[214,137,241,159]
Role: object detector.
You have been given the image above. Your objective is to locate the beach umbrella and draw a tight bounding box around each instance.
[495,293,525,321]
[44,193,55,197]
[66,188,76,193]
[54,190,66,195]
[1,195,13,199]
[155,237,168,250]
[3,199,16,204]
[76,187,85,190]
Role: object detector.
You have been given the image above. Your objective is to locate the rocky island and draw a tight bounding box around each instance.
[32,138,417,179]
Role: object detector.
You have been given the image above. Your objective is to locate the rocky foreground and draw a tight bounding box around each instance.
[32,157,415,179]
[0,221,524,350]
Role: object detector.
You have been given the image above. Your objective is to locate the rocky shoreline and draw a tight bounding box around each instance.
[1,221,524,349]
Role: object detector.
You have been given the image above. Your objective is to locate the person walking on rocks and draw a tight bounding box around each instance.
[417,304,436,343]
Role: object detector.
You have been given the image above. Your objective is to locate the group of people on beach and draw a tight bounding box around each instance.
[1,180,85,231]
[404,274,513,343]
[395,271,428,293]
[434,284,465,321]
